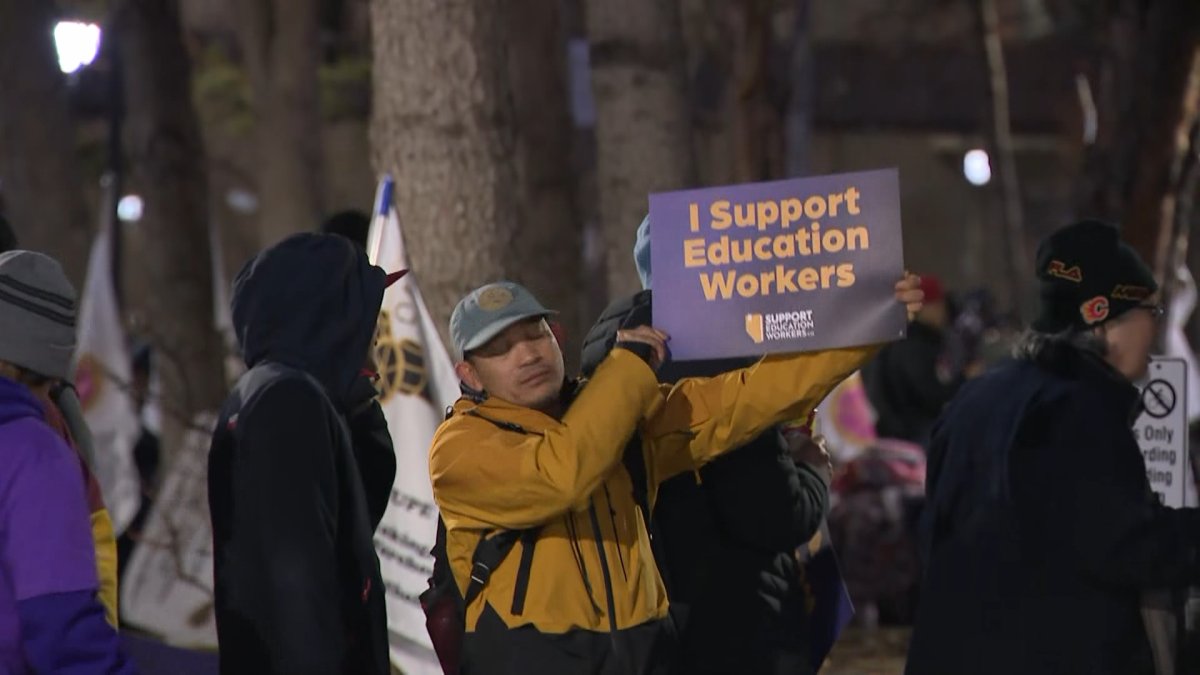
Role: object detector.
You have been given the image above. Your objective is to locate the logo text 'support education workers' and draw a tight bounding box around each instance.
[745,310,816,344]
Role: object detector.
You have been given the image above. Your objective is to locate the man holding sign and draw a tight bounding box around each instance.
[908,221,1200,675]
[428,261,920,673]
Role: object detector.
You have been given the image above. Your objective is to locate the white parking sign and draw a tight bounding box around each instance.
[1134,358,1194,508]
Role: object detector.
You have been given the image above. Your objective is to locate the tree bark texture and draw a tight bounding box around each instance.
[230,0,325,246]
[501,0,585,360]
[728,0,783,183]
[0,0,93,287]
[370,0,583,356]
[978,0,1030,318]
[117,0,227,465]
[1074,0,1200,280]
[585,0,696,300]
[785,0,814,178]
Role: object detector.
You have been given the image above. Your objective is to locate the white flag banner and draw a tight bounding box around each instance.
[368,176,460,674]
[74,189,141,536]
[120,412,218,648]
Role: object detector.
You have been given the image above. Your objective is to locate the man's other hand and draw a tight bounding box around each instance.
[615,326,670,371]
[896,272,925,321]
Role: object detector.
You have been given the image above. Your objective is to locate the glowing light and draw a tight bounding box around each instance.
[963,149,992,186]
[54,21,101,74]
[117,195,143,222]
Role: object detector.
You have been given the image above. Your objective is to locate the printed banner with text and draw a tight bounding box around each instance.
[368,176,461,675]
[649,169,907,360]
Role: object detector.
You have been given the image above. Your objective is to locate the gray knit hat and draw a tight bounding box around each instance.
[0,251,78,380]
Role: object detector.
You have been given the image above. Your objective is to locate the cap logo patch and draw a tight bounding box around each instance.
[1047,260,1083,283]
[477,286,514,311]
[1112,285,1151,301]
[1080,295,1110,325]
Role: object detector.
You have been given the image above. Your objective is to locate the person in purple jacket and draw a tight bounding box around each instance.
[0,250,134,673]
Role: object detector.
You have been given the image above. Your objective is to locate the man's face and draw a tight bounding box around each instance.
[456,318,565,412]
[1101,303,1161,381]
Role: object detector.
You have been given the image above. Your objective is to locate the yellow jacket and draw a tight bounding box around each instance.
[428,346,873,634]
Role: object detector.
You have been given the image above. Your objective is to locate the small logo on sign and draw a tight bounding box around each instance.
[1081,295,1110,324]
[746,310,816,343]
[1047,260,1083,283]
[1112,285,1151,301]
[745,314,765,344]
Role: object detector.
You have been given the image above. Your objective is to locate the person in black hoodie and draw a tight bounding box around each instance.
[907,220,1200,675]
[207,233,403,675]
[580,216,834,675]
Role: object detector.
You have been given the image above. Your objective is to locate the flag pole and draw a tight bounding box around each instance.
[367,175,394,266]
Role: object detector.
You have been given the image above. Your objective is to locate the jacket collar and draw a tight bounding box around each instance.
[1031,341,1141,422]
[451,378,583,433]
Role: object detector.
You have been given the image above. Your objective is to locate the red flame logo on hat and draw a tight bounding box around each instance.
[1080,296,1110,325]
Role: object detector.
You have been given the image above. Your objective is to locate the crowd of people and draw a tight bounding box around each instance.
[0,209,1196,675]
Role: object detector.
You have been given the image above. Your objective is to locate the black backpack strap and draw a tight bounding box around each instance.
[463,530,523,607]
[463,528,541,614]
[510,529,539,615]
[452,407,544,614]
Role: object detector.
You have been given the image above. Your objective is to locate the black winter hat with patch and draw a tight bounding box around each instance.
[1033,219,1157,333]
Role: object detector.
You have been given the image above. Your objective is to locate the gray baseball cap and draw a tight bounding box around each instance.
[450,281,556,359]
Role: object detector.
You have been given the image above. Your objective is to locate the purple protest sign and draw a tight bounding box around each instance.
[649,168,906,360]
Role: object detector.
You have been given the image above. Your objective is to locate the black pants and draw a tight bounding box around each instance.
[462,604,677,675]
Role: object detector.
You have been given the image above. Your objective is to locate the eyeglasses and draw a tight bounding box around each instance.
[1138,303,1166,320]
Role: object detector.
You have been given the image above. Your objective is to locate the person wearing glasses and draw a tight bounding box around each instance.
[905,220,1192,675]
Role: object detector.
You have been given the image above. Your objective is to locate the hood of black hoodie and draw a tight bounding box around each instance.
[231,233,386,408]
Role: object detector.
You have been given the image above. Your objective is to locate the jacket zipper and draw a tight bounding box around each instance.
[564,514,602,616]
[603,484,629,581]
[587,499,620,634]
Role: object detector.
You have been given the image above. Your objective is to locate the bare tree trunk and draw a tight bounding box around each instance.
[562,0,610,346]
[1075,0,1200,279]
[585,0,696,300]
[230,0,325,246]
[1162,119,1200,346]
[729,0,783,183]
[0,0,93,287]
[117,0,227,466]
[371,0,583,351]
[785,0,814,178]
[502,0,585,363]
[978,0,1029,319]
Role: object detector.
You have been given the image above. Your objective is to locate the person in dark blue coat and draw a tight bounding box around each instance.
[906,220,1200,675]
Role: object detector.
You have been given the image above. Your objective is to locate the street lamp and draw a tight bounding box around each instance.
[963,149,992,186]
[53,21,101,74]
